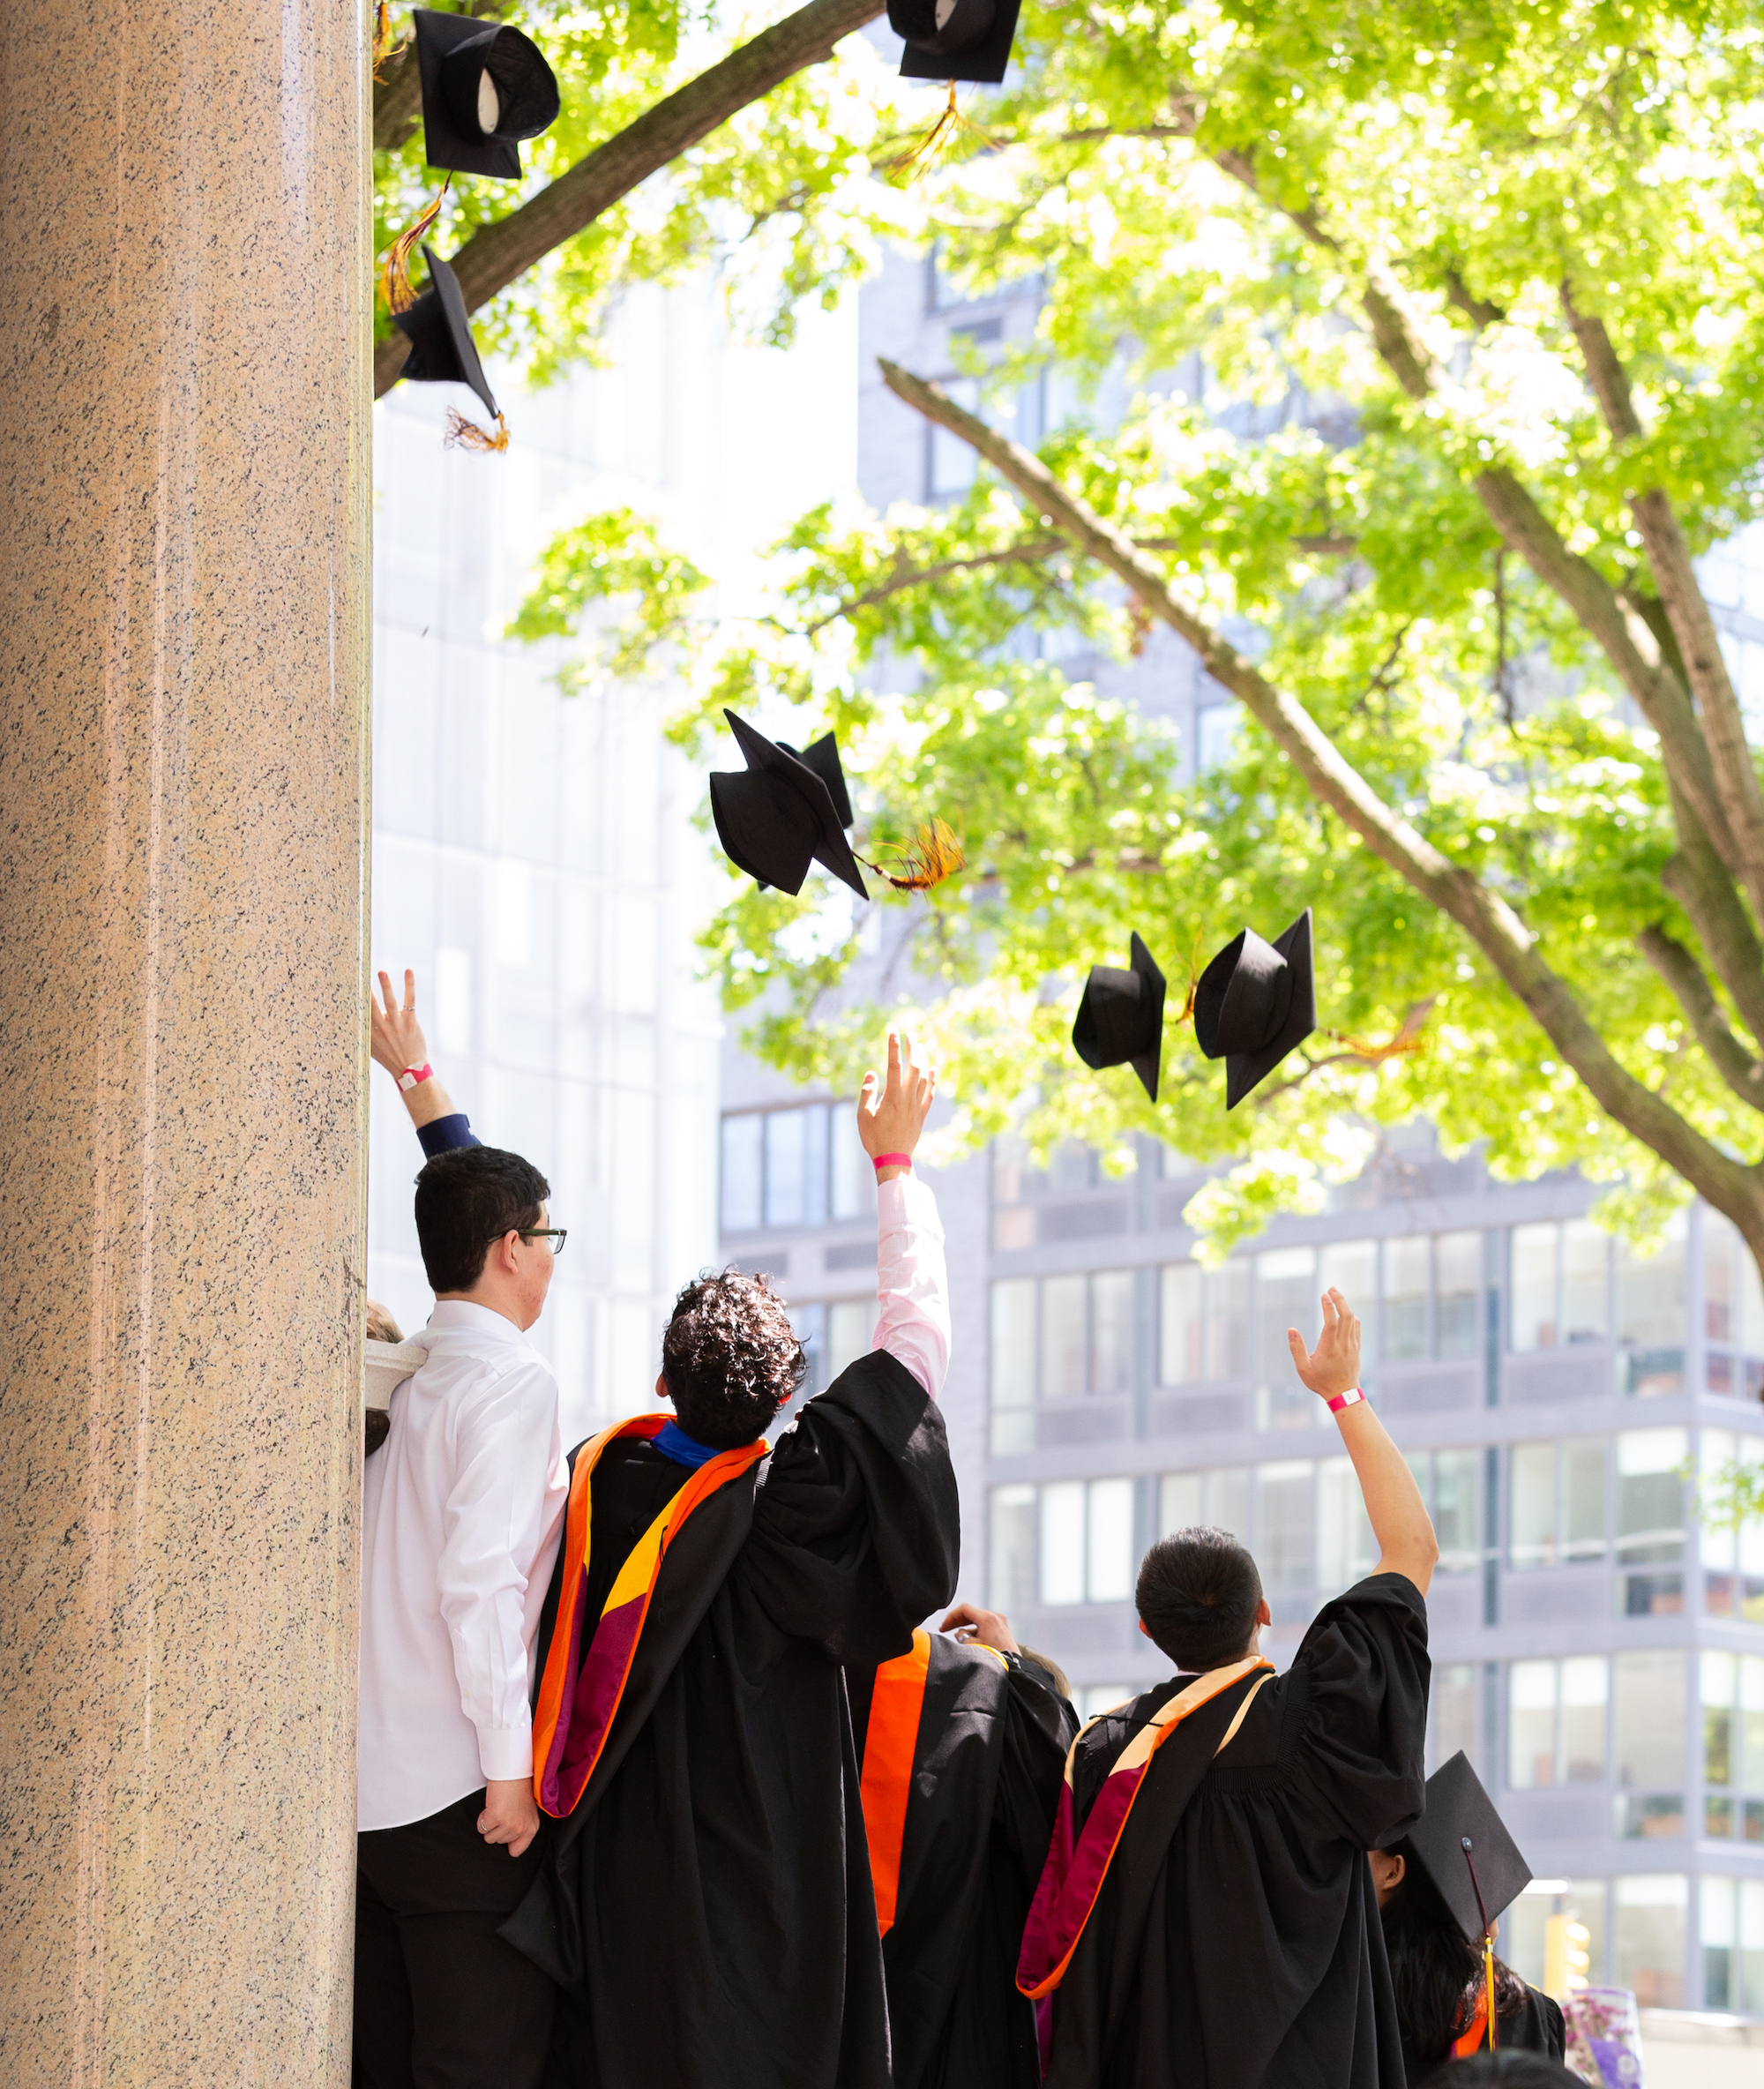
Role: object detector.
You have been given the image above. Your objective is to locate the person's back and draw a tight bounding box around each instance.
[1020,1290,1439,2089]
[505,1031,959,2089]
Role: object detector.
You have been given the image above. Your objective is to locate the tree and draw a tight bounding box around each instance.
[512,2,1764,1265]
[370,0,893,398]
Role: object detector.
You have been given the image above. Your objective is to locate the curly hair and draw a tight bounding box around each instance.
[661,1268,806,1448]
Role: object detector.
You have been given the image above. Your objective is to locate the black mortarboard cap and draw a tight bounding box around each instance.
[710,710,867,901]
[1073,932,1167,1103]
[414,8,561,180]
[1192,907,1315,1109]
[778,731,854,829]
[392,246,499,420]
[889,0,1022,85]
[1404,1751,1534,1944]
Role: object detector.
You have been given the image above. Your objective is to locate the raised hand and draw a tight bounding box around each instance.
[856,1029,936,1167]
[939,1601,1020,1656]
[1285,1287,1362,1401]
[370,968,430,1078]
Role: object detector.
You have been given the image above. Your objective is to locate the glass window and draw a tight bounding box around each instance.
[1614,1650,1686,1788]
[1088,1478,1136,1602]
[720,1114,762,1232]
[1212,1465,1252,1544]
[1195,701,1238,773]
[1206,1262,1251,1378]
[1561,1657,1608,1782]
[1159,1471,1203,1537]
[1706,1650,1737,1792]
[764,1109,806,1228]
[1434,1449,1481,1572]
[1509,1660,1558,1788]
[1431,1663,1480,1775]
[1745,1654,1764,1793]
[1042,1276,1088,1397]
[1561,1220,1610,1344]
[1092,1271,1134,1394]
[1078,1684,1135,1721]
[1319,1239,1378,1348]
[990,1279,1036,1409]
[989,1484,1037,1614]
[826,1299,875,1381]
[1618,1212,1686,1393]
[928,376,981,498]
[1161,1264,1203,1385]
[1613,1874,1686,2008]
[1510,1442,1558,1569]
[1565,1439,1606,1558]
[1384,1237,1430,1360]
[1039,1482,1087,1606]
[1436,1231,1482,1359]
[1255,1461,1316,1595]
[1708,1212,1738,1344]
[1616,1429,1686,1561]
[1318,1456,1377,1591]
[1256,1249,1317,1382]
[830,1109,875,1220]
[1511,1223,1560,1350]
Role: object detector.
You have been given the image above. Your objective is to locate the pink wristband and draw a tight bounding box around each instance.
[871,1152,913,1173]
[1327,1387,1365,1414]
[396,1063,434,1093]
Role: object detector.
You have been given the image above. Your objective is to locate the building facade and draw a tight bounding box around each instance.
[719,246,1764,2018]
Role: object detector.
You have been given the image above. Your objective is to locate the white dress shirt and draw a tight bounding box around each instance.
[874,1172,950,1399]
[357,1300,570,1831]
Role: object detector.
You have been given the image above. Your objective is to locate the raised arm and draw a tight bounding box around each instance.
[370,968,480,1152]
[860,1030,949,1400]
[1287,1290,1439,1596]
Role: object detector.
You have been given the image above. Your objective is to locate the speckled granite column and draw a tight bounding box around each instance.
[0,0,370,2081]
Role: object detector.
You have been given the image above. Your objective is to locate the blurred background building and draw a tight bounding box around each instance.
[720,245,1764,2019]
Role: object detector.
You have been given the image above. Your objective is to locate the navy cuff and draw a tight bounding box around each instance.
[417,1112,480,1157]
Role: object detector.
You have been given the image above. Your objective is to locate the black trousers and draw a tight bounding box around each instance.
[355,1790,556,2089]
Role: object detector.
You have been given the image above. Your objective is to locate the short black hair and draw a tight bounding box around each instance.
[414,1145,550,1294]
[1135,1525,1263,1670]
[1417,2055,1581,2089]
[661,1269,805,1449]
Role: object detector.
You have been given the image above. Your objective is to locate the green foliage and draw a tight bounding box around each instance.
[510,0,1764,1248]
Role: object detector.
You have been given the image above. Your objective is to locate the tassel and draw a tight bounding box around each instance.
[380,176,452,315]
[1174,929,1205,1025]
[879,81,1000,186]
[445,409,511,453]
[1324,996,1435,1064]
[370,1,407,80]
[1484,1934,1498,2051]
[858,818,966,891]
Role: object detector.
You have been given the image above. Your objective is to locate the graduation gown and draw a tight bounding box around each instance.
[848,1637,1077,2089]
[1038,1573,1430,2089]
[503,1351,960,2089]
[1415,1978,1566,2080]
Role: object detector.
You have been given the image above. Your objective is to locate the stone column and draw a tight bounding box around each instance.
[0,0,370,2080]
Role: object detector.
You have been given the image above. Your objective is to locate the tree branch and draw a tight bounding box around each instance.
[374,0,883,397]
[878,356,1764,1220]
[1659,782,1764,1047]
[1558,281,1764,921]
[1636,925,1764,1112]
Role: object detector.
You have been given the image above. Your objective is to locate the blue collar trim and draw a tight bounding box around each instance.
[652,1419,721,1469]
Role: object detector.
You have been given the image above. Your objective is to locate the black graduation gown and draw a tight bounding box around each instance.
[848,1640,1077,2089]
[504,1352,960,2089]
[1400,1980,1566,2084]
[1047,1573,1431,2089]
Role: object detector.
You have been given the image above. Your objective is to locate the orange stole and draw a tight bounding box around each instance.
[531,1415,766,1819]
[860,1629,932,1937]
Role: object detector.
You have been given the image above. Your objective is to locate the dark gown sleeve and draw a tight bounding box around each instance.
[1289,1572,1431,1848]
[734,1347,960,1668]
[416,1110,479,1155]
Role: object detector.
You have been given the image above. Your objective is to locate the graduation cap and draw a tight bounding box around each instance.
[778,732,853,829]
[1073,932,1167,1104]
[392,245,508,447]
[1404,1751,1533,1946]
[710,710,867,901]
[1192,907,1315,1109]
[414,8,561,179]
[888,0,1022,84]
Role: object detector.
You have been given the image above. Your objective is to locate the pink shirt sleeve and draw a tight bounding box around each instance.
[873,1172,951,1399]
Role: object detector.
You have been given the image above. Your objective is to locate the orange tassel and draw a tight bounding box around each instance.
[445,409,512,453]
[370,1,407,80]
[380,176,451,315]
[1325,996,1436,1063]
[858,818,966,891]
[879,82,1000,186]
[1174,928,1205,1024]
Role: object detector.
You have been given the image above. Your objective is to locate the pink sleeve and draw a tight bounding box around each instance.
[873,1173,951,1400]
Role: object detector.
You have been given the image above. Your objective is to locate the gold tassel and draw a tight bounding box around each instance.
[858,818,966,891]
[1324,996,1436,1064]
[1484,1936,1498,2050]
[370,2,407,80]
[1174,928,1206,1025]
[879,81,1000,187]
[445,409,511,453]
[379,176,452,315]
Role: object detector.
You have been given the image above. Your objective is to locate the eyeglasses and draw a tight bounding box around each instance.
[518,1227,568,1257]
